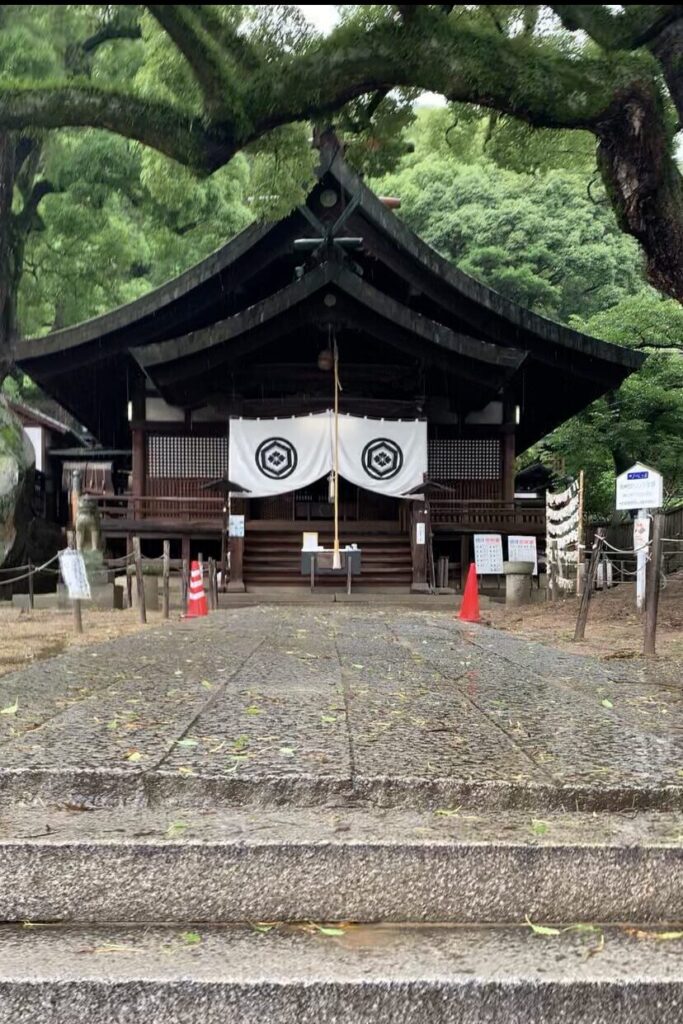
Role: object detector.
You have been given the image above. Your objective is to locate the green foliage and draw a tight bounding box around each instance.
[373,109,682,512]
[530,293,683,514]
[18,128,254,335]
[374,130,643,322]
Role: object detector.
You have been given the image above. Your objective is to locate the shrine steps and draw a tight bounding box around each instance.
[0,803,680,926]
[0,922,680,1023]
[243,529,413,589]
[0,801,681,1022]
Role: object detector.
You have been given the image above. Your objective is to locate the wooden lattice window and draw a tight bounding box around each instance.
[147,434,228,478]
[428,439,500,480]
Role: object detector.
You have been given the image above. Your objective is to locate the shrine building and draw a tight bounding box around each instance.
[17,136,644,592]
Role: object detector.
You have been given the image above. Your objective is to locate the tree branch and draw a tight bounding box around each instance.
[248,14,621,133]
[14,179,55,235]
[82,22,142,54]
[630,340,683,351]
[550,5,682,51]
[147,5,246,121]
[0,85,232,172]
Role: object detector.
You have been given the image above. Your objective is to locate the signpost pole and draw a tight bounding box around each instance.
[635,509,648,612]
[67,530,83,635]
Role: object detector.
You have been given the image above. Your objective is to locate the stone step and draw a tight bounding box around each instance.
[1,804,681,924]
[1,767,681,814]
[1,922,682,1023]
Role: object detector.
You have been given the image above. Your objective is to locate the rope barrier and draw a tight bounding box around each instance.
[612,565,643,577]
[0,553,60,588]
[105,552,136,566]
[601,538,651,555]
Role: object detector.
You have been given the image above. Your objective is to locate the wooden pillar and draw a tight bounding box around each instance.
[410,503,430,594]
[131,429,146,516]
[460,533,471,591]
[501,396,516,504]
[227,535,245,592]
[181,534,191,567]
[130,370,146,519]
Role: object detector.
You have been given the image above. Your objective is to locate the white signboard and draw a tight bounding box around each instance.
[616,463,663,511]
[228,514,245,538]
[415,522,426,546]
[58,549,91,600]
[474,534,504,575]
[508,535,538,575]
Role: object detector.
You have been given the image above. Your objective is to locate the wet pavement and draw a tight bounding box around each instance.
[0,606,680,806]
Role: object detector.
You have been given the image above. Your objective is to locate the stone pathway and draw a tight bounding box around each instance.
[0,606,680,807]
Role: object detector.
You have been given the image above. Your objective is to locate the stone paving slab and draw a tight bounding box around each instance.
[0,631,263,774]
[0,607,680,809]
[0,923,682,1023]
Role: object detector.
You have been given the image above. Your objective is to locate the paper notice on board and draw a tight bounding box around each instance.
[58,549,91,600]
[473,534,504,575]
[508,535,538,575]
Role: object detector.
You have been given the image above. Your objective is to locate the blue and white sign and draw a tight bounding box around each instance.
[616,463,663,511]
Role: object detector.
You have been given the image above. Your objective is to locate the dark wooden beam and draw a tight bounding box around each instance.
[326,150,644,373]
[135,262,524,388]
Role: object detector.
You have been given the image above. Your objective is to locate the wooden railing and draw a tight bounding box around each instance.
[95,494,546,531]
[95,494,224,522]
[429,499,545,530]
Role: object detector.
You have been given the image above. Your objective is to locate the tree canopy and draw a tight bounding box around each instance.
[1,6,681,514]
[2,5,683,302]
[372,108,683,514]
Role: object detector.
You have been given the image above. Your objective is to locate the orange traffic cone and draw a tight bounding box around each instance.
[186,560,208,618]
[458,563,480,623]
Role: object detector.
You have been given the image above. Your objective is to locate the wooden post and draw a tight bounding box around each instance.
[131,429,146,519]
[125,535,133,609]
[27,559,34,611]
[207,558,216,611]
[181,534,191,569]
[213,557,220,607]
[501,429,516,504]
[221,505,228,592]
[227,534,245,592]
[548,560,557,602]
[181,558,189,612]
[410,503,430,594]
[67,531,83,635]
[573,529,604,641]
[133,536,146,624]
[460,534,470,592]
[644,513,663,658]
[162,540,170,620]
[576,470,585,596]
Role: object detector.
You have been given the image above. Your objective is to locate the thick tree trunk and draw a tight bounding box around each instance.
[595,86,683,302]
[0,132,16,384]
